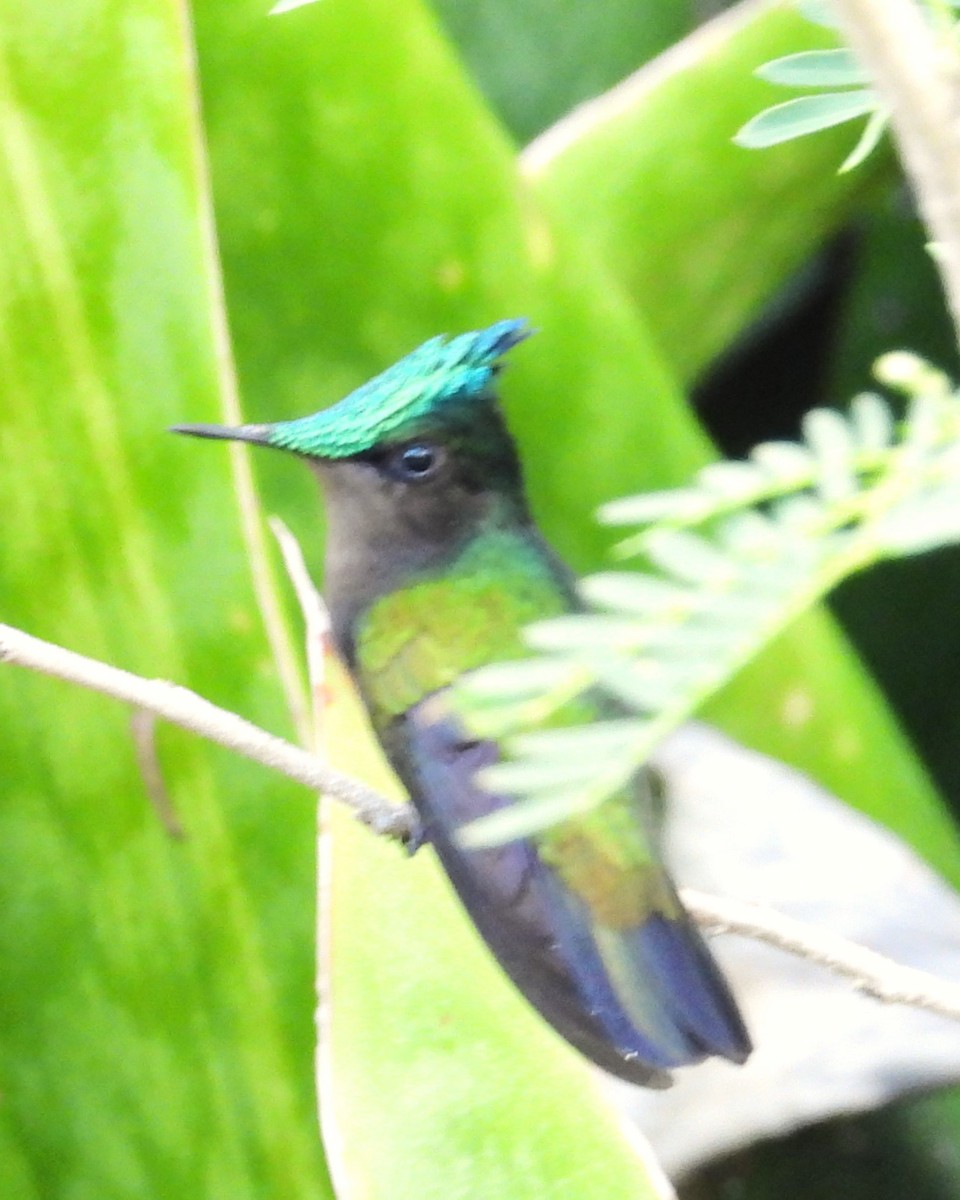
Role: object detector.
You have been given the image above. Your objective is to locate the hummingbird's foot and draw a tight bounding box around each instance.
[404,817,430,856]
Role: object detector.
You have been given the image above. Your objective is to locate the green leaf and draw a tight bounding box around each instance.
[525,614,653,652]
[9,0,960,1194]
[697,461,766,500]
[798,0,843,29]
[802,407,857,501]
[0,1,326,1196]
[839,107,890,172]
[189,0,689,1193]
[851,392,896,451]
[432,0,695,142]
[599,488,706,525]
[734,90,879,149]
[458,656,582,699]
[577,572,694,616]
[756,48,870,87]
[528,4,885,382]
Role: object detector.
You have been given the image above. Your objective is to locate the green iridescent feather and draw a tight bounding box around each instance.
[266,319,530,459]
[355,526,567,724]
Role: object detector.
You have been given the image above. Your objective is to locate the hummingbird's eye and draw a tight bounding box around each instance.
[389,441,446,483]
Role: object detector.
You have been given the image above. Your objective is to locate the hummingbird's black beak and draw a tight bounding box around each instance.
[170,422,274,446]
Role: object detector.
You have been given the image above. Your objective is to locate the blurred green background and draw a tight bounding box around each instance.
[2,0,960,1196]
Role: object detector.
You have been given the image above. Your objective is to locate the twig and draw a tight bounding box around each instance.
[831,0,960,337]
[683,888,960,1022]
[130,710,186,840]
[6,618,960,1026]
[0,622,414,841]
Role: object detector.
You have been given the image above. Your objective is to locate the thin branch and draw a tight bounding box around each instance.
[831,0,960,337]
[130,710,186,840]
[6,618,960,1027]
[0,622,414,841]
[684,888,960,1022]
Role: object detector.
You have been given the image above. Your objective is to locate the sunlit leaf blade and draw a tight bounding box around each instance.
[751,440,818,479]
[432,0,695,144]
[718,510,783,555]
[509,718,648,760]
[269,0,317,12]
[596,660,686,711]
[459,787,602,847]
[756,48,870,87]
[0,1,325,1195]
[195,0,960,915]
[734,91,878,149]
[478,756,604,795]
[875,349,954,399]
[644,529,736,584]
[527,3,885,382]
[797,0,842,27]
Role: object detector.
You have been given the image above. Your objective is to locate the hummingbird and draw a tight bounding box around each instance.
[173,319,750,1086]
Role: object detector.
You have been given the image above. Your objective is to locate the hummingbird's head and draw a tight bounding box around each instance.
[173,319,536,622]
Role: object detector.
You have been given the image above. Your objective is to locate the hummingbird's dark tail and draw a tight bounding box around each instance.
[400,698,750,1084]
[541,869,752,1070]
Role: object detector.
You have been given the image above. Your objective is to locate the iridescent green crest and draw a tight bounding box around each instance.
[268,318,530,460]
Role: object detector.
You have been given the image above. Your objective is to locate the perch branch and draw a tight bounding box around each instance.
[683,888,960,1021]
[5,619,960,1023]
[0,622,414,841]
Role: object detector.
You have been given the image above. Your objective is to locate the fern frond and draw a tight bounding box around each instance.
[457,353,960,848]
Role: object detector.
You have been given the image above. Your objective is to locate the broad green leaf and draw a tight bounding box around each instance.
[0,1,326,1196]
[526,2,886,383]
[432,0,695,142]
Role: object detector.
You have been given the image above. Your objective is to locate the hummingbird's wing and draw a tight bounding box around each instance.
[391,693,751,1086]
